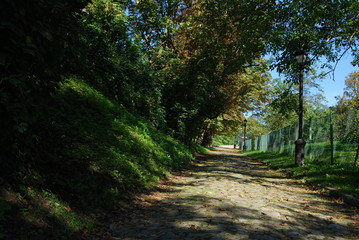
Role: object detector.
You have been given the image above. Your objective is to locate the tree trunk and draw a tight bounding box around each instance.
[196,128,206,145]
[201,130,213,148]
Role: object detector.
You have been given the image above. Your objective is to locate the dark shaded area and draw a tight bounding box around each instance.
[1,188,83,240]
[0,80,193,240]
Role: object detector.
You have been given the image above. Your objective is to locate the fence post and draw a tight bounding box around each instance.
[354,145,359,167]
[330,112,334,164]
[278,128,284,153]
[309,118,312,161]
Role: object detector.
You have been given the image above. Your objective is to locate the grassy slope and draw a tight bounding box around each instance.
[244,151,359,199]
[1,78,196,239]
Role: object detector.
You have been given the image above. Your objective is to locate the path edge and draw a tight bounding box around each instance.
[243,153,359,208]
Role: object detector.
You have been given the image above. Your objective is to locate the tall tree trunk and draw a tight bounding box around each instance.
[196,128,206,145]
[201,130,213,148]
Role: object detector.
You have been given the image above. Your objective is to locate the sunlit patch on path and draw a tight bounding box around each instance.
[108,147,359,240]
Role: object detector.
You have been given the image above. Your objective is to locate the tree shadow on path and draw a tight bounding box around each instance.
[107,148,359,240]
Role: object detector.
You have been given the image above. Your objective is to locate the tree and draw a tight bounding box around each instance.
[334,71,359,144]
[0,0,88,176]
[127,0,182,52]
[160,0,274,143]
[260,68,329,132]
[63,0,166,126]
[197,62,271,146]
[342,71,359,109]
[268,0,359,78]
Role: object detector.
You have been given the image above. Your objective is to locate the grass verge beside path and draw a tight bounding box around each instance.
[243,151,359,199]
[1,78,202,240]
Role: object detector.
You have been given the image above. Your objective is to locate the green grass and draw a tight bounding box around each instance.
[47,78,194,203]
[191,144,210,154]
[213,135,236,145]
[244,150,359,199]
[1,78,195,239]
[23,187,95,231]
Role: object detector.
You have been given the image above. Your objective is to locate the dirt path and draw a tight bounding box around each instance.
[107,148,359,240]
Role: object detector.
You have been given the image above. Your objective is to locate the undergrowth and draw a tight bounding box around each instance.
[1,78,194,239]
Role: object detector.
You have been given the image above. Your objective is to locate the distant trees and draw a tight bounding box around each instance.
[341,71,359,109]
[334,71,359,144]
[261,69,329,132]
[128,0,275,144]
[197,63,271,146]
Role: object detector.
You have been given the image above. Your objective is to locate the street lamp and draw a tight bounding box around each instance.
[233,134,237,149]
[294,49,306,166]
[243,119,247,151]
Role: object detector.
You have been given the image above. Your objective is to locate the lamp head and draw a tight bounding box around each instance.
[294,49,307,64]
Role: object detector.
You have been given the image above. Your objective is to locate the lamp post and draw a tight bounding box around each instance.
[243,119,247,151]
[294,49,306,166]
[233,134,237,149]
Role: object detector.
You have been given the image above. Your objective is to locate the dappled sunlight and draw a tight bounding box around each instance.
[1,187,89,239]
[108,148,359,239]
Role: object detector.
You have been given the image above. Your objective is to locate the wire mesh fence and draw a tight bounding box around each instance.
[243,109,359,166]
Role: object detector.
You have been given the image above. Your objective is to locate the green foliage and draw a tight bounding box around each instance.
[245,117,269,139]
[245,151,359,198]
[41,190,94,230]
[267,0,359,79]
[190,144,210,154]
[159,0,274,142]
[2,78,194,239]
[0,0,88,178]
[213,135,236,145]
[1,0,358,237]
[128,0,180,51]
[127,0,276,143]
[199,61,271,146]
[260,74,329,131]
[335,109,359,144]
[42,78,193,208]
[334,72,359,143]
[22,188,95,232]
[62,0,166,127]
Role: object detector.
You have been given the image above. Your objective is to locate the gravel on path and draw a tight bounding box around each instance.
[107,148,359,240]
